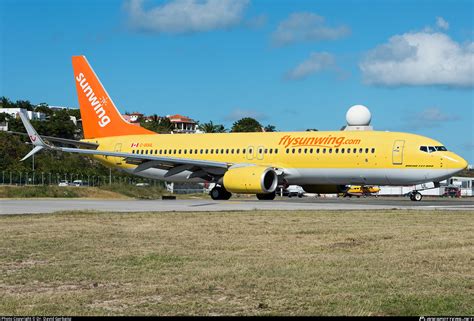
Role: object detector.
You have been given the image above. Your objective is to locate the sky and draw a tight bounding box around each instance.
[1,0,473,163]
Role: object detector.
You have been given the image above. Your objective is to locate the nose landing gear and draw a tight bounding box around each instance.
[408,191,423,202]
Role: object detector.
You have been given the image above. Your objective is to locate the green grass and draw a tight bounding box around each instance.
[0,184,167,199]
[0,210,472,316]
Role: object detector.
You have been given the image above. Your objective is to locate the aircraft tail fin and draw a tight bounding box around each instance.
[72,56,155,139]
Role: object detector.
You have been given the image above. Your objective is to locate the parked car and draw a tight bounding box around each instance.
[58,180,69,187]
[277,185,305,198]
[135,182,150,187]
[72,180,85,186]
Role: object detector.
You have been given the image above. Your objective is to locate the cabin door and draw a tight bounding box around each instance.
[114,143,123,165]
[392,140,405,165]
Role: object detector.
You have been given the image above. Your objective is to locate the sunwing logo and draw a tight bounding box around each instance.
[279,135,361,148]
[75,72,111,128]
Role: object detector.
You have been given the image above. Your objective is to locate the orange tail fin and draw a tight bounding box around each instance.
[72,56,155,139]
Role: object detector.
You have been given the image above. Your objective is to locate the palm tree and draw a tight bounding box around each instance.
[199,121,227,133]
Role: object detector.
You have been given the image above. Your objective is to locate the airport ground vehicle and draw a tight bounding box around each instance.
[58,180,69,187]
[277,185,305,198]
[442,186,461,198]
[16,56,468,202]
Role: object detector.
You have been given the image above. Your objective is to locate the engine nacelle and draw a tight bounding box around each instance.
[301,184,348,194]
[223,166,278,194]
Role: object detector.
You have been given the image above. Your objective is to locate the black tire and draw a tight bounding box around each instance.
[414,192,422,201]
[210,186,232,200]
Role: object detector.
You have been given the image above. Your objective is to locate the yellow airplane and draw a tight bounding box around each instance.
[18,56,468,202]
[341,185,380,198]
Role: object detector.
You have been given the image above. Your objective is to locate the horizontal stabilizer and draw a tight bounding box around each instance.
[20,145,43,161]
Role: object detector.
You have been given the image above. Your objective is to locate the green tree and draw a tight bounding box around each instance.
[0,96,13,108]
[199,121,227,133]
[264,124,276,132]
[141,115,173,134]
[231,117,263,132]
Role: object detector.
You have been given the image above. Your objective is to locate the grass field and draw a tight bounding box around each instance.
[0,210,472,316]
[0,185,207,200]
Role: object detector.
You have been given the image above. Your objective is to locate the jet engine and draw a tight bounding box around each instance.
[223,166,278,194]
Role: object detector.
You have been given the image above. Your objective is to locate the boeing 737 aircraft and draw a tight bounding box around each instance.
[18,56,468,201]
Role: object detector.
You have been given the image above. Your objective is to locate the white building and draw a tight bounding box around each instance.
[0,108,47,131]
[0,108,46,121]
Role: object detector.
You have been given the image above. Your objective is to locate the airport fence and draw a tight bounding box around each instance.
[0,170,159,187]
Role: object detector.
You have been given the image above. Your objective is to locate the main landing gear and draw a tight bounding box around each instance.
[210,186,232,200]
[407,191,423,202]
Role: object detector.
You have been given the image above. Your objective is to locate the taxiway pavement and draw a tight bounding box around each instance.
[1,197,473,215]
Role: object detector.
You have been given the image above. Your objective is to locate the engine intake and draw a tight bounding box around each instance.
[223,166,278,194]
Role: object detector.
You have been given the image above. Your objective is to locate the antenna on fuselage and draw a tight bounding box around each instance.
[341,104,373,131]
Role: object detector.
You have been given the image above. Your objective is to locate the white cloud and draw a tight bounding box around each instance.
[436,17,449,30]
[124,0,249,34]
[360,31,474,88]
[271,12,350,46]
[285,52,336,80]
[224,108,268,121]
[245,14,267,29]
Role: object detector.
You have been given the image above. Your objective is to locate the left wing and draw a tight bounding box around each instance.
[18,110,229,180]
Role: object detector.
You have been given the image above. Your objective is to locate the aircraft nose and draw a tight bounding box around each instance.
[445,152,468,170]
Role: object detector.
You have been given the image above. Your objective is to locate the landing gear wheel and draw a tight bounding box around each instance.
[210,186,232,200]
[410,192,423,202]
[256,192,276,200]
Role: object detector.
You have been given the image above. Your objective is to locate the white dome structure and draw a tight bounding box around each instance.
[346,104,371,126]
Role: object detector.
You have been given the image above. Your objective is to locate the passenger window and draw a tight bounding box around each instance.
[309,148,313,153]
[275,149,278,154]
[371,148,375,154]
[341,148,345,154]
[189,149,192,154]
[316,148,320,154]
[231,149,234,154]
[365,148,369,153]
[184,150,187,154]
[226,149,229,154]
[298,148,301,153]
[347,148,350,154]
[323,148,326,154]
[286,149,289,154]
[292,148,295,154]
[195,149,198,154]
[178,150,181,154]
[329,149,332,154]
[145,150,148,155]
[264,149,268,154]
[335,149,339,154]
[259,148,262,154]
[359,148,363,153]
[215,149,218,154]
[200,149,203,154]
[353,148,357,153]
[221,149,224,154]
[205,149,208,154]
[210,149,214,154]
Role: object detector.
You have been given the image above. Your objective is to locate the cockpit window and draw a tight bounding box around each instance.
[420,145,447,153]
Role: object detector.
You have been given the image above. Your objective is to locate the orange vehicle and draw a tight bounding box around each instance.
[341,185,380,198]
